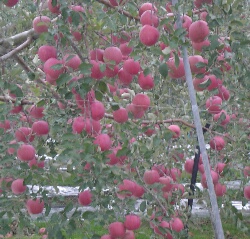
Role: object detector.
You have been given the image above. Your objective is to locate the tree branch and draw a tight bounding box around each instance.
[96,0,140,21]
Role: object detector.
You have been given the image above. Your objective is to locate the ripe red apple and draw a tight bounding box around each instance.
[38,45,57,62]
[166,57,185,79]
[123,59,140,75]
[170,168,182,181]
[124,214,141,230]
[123,230,135,239]
[28,158,45,169]
[78,190,92,206]
[63,54,81,71]
[244,185,250,200]
[33,16,51,34]
[193,76,208,91]
[105,65,119,78]
[213,110,230,126]
[120,43,133,56]
[17,144,36,161]
[113,108,128,123]
[72,117,85,134]
[215,162,226,174]
[15,127,34,143]
[140,10,159,27]
[91,100,105,120]
[159,176,173,192]
[26,198,44,214]
[216,85,230,101]
[139,2,157,16]
[168,125,181,138]
[139,25,159,46]
[103,46,122,65]
[194,0,212,8]
[205,96,222,114]
[184,159,194,174]
[48,0,60,14]
[204,74,223,91]
[11,179,26,195]
[175,15,192,33]
[214,183,227,197]
[188,55,206,74]
[132,93,150,111]
[90,60,105,80]
[170,217,184,232]
[209,136,225,151]
[89,49,104,61]
[201,170,219,188]
[3,0,19,7]
[243,166,250,177]
[94,134,112,151]
[100,235,112,239]
[138,72,154,90]
[118,68,134,85]
[143,170,160,185]
[189,20,209,43]
[109,222,126,238]
[32,120,49,136]
[192,39,210,52]
[0,120,11,131]
[43,58,64,79]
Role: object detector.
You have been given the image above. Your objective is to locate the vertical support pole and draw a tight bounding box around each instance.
[171,1,225,238]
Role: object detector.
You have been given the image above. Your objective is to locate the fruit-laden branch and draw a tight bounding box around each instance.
[0,37,33,61]
[0,95,33,105]
[96,0,140,21]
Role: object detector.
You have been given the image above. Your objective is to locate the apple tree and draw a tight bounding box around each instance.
[0,0,250,238]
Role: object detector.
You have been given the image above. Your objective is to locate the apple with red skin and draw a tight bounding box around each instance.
[192,39,210,52]
[108,222,126,238]
[243,166,250,177]
[103,46,122,65]
[0,120,11,131]
[124,214,141,230]
[105,65,119,78]
[17,144,36,161]
[139,25,160,46]
[184,159,194,174]
[123,230,135,239]
[189,20,210,43]
[43,58,64,79]
[118,68,134,85]
[32,121,49,136]
[94,134,112,151]
[38,45,57,62]
[168,124,181,138]
[204,74,223,91]
[209,136,225,151]
[193,76,208,91]
[201,170,219,188]
[63,54,81,71]
[113,108,128,123]
[26,198,44,214]
[174,15,192,33]
[123,59,140,75]
[89,49,104,61]
[11,179,26,195]
[140,10,159,27]
[170,168,182,181]
[90,60,105,80]
[120,43,133,56]
[91,100,105,121]
[214,183,227,197]
[78,190,92,206]
[213,110,230,126]
[159,176,173,192]
[28,158,45,169]
[15,127,34,143]
[244,185,250,200]
[216,85,230,101]
[48,0,60,14]
[205,96,222,114]
[188,55,206,74]
[33,16,51,34]
[39,227,47,235]
[215,162,226,174]
[138,72,154,90]
[3,0,19,7]
[170,217,184,232]
[139,2,157,16]
[143,170,160,185]
[166,57,185,79]
[100,235,112,239]
[132,93,150,111]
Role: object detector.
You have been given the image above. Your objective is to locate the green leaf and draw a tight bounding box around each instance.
[143,68,151,76]
[37,99,46,107]
[56,73,72,86]
[159,63,168,78]
[52,0,57,7]
[95,90,103,101]
[63,202,74,213]
[98,81,108,93]
[51,64,63,70]
[140,201,146,212]
[79,62,92,75]
[111,102,120,111]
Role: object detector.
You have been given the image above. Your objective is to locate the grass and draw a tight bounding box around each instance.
[8,217,250,239]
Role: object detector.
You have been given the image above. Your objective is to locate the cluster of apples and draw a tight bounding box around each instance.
[101,214,141,239]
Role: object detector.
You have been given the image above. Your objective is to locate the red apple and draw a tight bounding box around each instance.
[38,45,57,62]
[94,134,112,151]
[32,120,49,136]
[143,170,160,185]
[3,0,19,7]
[90,60,105,80]
[166,57,185,79]
[244,185,250,200]
[138,72,154,90]
[139,25,159,46]
[120,43,133,56]
[48,0,60,14]
[78,190,92,206]
[17,144,36,161]
[123,230,135,239]
[140,10,159,27]
[139,2,157,16]
[113,108,128,123]
[11,179,26,195]
[124,214,141,230]
[192,39,210,52]
[89,49,104,61]
[15,127,34,143]
[204,74,223,91]
[28,105,44,118]
[109,222,126,238]
[28,158,45,169]
[188,55,206,74]
[170,217,184,232]
[205,96,222,114]
[215,162,226,174]
[43,58,64,79]
[213,110,230,126]
[63,54,81,71]
[103,46,122,65]
[91,101,105,121]
[201,170,219,188]
[209,136,225,151]
[189,20,209,43]
[132,93,150,111]
[123,59,140,75]
[118,68,134,85]
[214,183,227,197]
[243,166,250,177]
[170,168,182,181]
[26,198,44,214]
[168,125,181,138]
[33,16,51,34]
[184,159,194,174]
[216,85,230,101]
